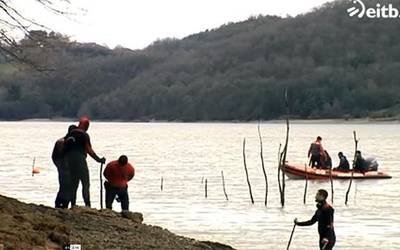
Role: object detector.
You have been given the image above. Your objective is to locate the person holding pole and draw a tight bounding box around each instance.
[103,155,135,211]
[64,116,106,207]
[294,189,336,250]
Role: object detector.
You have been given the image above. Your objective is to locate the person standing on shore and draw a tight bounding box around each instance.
[295,189,336,250]
[64,116,106,207]
[52,124,77,208]
[103,155,135,211]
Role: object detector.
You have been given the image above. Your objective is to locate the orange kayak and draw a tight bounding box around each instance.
[283,163,392,180]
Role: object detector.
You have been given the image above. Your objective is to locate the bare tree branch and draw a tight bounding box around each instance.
[0,0,72,70]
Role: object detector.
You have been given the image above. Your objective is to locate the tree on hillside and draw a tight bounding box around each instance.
[0,0,71,65]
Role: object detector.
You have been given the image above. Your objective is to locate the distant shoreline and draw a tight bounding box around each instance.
[1,117,400,124]
[0,117,400,124]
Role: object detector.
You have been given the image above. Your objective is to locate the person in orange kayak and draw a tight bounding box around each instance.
[52,124,77,208]
[295,189,336,250]
[64,116,106,207]
[308,136,326,168]
[103,155,135,211]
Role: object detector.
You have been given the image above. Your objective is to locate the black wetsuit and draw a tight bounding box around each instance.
[297,201,336,250]
[52,138,71,208]
[64,128,92,207]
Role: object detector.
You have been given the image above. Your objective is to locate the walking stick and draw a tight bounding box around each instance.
[100,162,104,209]
[287,222,296,250]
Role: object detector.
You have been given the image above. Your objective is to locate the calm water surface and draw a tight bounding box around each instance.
[0,121,399,250]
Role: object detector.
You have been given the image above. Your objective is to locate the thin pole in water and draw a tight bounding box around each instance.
[31,157,36,177]
[303,163,308,204]
[221,170,229,201]
[205,179,208,198]
[243,138,254,204]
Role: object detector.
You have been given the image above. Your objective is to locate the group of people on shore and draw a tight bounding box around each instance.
[51,116,135,211]
[307,136,378,172]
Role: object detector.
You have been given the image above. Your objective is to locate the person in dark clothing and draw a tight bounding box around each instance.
[64,116,105,207]
[103,155,135,211]
[333,152,350,171]
[353,150,367,173]
[295,189,336,250]
[320,150,332,169]
[52,124,77,208]
[308,136,326,168]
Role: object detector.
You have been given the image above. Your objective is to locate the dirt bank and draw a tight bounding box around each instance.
[0,195,234,250]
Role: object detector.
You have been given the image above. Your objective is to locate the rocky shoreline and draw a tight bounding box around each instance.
[0,195,234,250]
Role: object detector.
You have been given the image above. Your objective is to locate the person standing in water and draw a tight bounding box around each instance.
[295,189,336,250]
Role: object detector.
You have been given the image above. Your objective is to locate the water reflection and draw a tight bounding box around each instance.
[0,121,398,250]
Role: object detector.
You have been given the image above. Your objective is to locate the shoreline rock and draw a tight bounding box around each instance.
[0,195,234,250]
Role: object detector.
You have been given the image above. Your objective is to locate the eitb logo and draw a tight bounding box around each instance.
[347,0,400,18]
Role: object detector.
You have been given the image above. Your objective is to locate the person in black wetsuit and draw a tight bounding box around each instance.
[52,124,77,208]
[295,189,336,250]
[64,116,105,207]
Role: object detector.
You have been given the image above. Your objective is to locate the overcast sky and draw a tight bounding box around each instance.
[13,0,333,50]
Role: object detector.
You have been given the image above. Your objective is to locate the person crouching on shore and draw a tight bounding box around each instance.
[103,155,135,211]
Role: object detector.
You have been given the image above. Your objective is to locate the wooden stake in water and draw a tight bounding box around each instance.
[277,144,283,201]
[280,88,290,207]
[243,138,254,204]
[205,179,208,198]
[258,122,268,207]
[345,131,358,205]
[31,157,36,177]
[221,171,229,201]
[303,163,308,204]
[161,177,164,191]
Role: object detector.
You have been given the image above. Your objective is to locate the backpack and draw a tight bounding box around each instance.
[51,138,65,166]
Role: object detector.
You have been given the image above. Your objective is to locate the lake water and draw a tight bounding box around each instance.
[0,121,399,250]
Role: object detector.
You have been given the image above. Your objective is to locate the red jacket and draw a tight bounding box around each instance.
[103,160,135,188]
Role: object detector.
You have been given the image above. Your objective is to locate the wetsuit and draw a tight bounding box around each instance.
[297,201,336,250]
[64,128,93,207]
[52,137,71,208]
[104,160,135,211]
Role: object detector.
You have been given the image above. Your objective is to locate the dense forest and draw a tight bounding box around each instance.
[0,0,399,121]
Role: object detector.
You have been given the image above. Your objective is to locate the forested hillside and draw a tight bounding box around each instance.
[0,0,399,120]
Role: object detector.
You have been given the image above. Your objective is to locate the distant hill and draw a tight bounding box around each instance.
[0,0,399,120]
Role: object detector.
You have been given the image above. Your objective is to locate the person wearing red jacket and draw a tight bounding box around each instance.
[103,155,135,211]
